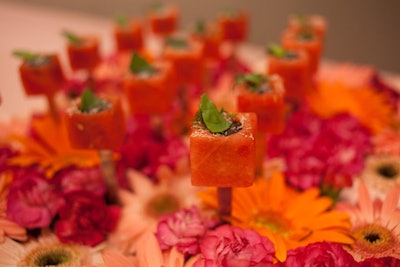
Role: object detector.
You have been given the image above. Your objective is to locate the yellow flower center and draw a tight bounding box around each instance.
[146,192,180,218]
[19,244,82,267]
[251,211,291,237]
[352,223,397,257]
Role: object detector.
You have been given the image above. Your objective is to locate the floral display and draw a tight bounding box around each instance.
[1,3,400,267]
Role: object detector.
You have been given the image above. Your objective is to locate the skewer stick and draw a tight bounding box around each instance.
[99,149,120,204]
[217,187,232,222]
[46,95,59,123]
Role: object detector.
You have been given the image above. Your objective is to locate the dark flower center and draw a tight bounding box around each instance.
[364,232,381,243]
[147,193,180,218]
[20,244,80,267]
[376,163,398,179]
[35,251,71,266]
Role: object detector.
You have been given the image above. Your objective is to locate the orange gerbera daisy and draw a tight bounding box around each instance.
[197,172,353,262]
[335,180,400,261]
[307,81,394,135]
[7,114,100,178]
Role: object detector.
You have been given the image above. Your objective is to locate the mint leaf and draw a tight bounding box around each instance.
[115,14,129,28]
[267,43,297,59]
[234,73,269,93]
[199,94,232,133]
[62,30,83,45]
[166,37,188,49]
[12,50,38,61]
[129,52,156,74]
[149,2,163,12]
[79,89,109,113]
[267,44,287,58]
[194,20,205,35]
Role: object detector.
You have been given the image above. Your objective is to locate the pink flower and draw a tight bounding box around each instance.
[156,206,214,256]
[278,242,357,267]
[119,115,189,180]
[194,225,275,267]
[267,108,371,190]
[358,256,400,267]
[6,168,64,229]
[53,167,106,197]
[54,190,121,246]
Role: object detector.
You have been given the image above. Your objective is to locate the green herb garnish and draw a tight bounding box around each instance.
[12,50,39,61]
[12,50,51,66]
[129,52,157,75]
[79,89,109,113]
[62,30,83,45]
[296,14,307,26]
[297,30,314,41]
[234,73,269,93]
[149,2,164,12]
[194,20,205,35]
[267,43,296,59]
[115,14,129,28]
[197,94,232,133]
[166,37,188,49]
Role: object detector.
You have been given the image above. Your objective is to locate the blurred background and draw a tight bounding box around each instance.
[3,0,400,73]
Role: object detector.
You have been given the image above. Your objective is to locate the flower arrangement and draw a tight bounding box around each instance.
[1,3,400,267]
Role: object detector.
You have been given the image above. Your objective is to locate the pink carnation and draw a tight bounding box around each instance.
[194,225,275,267]
[278,242,356,267]
[267,107,371,190]
[156,206,214,255]
[54,190,120,246]
[359,256,400,267]
[7,168,64,229]
[53,167,106,197]
[119,115,189,179]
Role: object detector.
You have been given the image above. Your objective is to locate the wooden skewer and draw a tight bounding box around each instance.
[217,187,232,223]
[99,149,120,204]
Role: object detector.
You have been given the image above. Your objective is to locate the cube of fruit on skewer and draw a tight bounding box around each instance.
[235,73,286,134]
[147,4,179,36]
[14,51,65,97]
[63,31,100,72]
[190,94,257,187]
[287,14,327,40]
[217,9,248,43]
[123,52,176,115]
[281,29,323,75]
[113,16,144,52]
[267,44,311,101]
[191,20,222,60]
[65,89,126,151]
[163,36,204,86]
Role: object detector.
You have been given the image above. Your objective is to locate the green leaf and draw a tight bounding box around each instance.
[149,2,163,12]
[115,14,129,28]
[267,43,297,59]
[129,52,157,74]
[12,50,39,62]
[166,37,188,49]
[234,73,269,92]
[62,30,82,45]
[194,20,205,35]
[295,14,307,26]
[267,44,287,58]
[199,94,232,133]
[79,89,108,113]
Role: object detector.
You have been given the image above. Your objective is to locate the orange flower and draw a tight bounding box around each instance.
[7,114,100,178]
[307,81,395,135]
[198,172,353,262]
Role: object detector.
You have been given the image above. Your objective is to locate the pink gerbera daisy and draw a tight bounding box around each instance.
[336,180,400,261]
